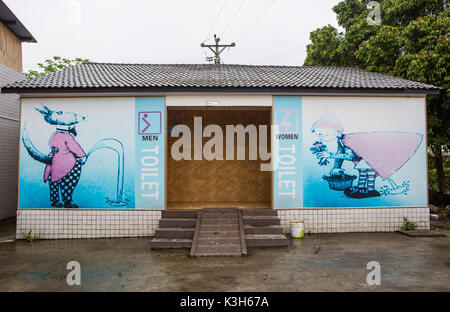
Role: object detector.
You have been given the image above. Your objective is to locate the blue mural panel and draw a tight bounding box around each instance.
[135,97,165,209]
[272,96,427,208]
[18,97,165,209]
[301,97,427,208]
[273,96,303,208]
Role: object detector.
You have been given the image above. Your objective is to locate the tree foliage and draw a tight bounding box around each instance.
[304,0,450,194]
[304,25,345,66]
[24,56,90,78]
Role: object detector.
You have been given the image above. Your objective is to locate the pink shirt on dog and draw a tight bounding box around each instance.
[43,132,86,183]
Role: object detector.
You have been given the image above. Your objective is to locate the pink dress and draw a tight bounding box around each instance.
[342,132,423,179]
[43,132,86,183]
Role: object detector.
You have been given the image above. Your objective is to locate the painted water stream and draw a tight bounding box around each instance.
[87,138,128,207]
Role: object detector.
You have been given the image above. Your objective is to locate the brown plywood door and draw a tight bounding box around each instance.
[167,108,271,209]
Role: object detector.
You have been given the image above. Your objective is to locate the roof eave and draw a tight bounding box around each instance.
[1,86,441,96]
[0,1,37,43]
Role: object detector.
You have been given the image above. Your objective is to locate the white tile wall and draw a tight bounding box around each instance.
[16,210,162,239]
[16,207,429,239]
[277,208,429,233]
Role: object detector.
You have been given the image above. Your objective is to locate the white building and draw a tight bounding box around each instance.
[2,63,439,245]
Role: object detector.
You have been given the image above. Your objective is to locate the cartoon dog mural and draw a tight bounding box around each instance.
[22,105,87,208]
[22,104,129,208]
[310,114,423,199]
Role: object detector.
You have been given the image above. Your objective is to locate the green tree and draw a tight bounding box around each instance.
[305,0,379,67]
[304,0,449,195]
[24,56,90,78]
[304,25,345,66]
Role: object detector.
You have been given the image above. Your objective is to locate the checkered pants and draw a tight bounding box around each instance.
[356,168,377,191]
[49,163,82,205]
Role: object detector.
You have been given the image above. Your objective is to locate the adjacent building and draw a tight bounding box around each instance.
[0,0,35,220]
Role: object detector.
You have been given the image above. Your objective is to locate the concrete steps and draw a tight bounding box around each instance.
[246,234,288,247]
[200,225,239,231]
[151,210,197,249]
[242,215,281,226]
[190,208,247,257]
[162,210,198,219]
[244,224,283,235]
[154,228,195,239]
[242,209,278,216]
[194,245,243,257]
[151,238,193,249]
[197,237,241,245]
[201,219,238,225]
[242,210,288,247]
[159,218,197,228]
[151,209,288,250]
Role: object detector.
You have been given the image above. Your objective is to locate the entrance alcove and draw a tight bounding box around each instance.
[166,106,272,209]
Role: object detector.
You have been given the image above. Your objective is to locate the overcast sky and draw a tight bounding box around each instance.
[5,0,342,72]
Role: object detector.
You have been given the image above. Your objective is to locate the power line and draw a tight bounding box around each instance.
[220,0,247,38]
[258,46,306,63]
[219,46,233,64]
[146,56,206,63]
[235,0,277,42]
[204,0,229,43]
[268,49,306,64]
[258,47,304,62]
[201,48,211,63]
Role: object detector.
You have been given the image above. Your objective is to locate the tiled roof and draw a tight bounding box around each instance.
[2,63,440,94]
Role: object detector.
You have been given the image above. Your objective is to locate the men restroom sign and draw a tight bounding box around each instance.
[135,98,165,209]
[138,111,161,136]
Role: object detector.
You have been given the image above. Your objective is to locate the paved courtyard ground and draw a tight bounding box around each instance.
[0,217,448,292]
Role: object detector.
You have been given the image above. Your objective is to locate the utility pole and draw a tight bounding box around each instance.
[201,34,235,64]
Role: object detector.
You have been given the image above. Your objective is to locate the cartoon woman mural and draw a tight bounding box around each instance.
[311,113,423,199]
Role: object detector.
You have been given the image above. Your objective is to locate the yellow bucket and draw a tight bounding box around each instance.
[290,220,304,239]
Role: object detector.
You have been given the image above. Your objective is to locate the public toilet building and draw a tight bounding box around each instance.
[2,63,440,240]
